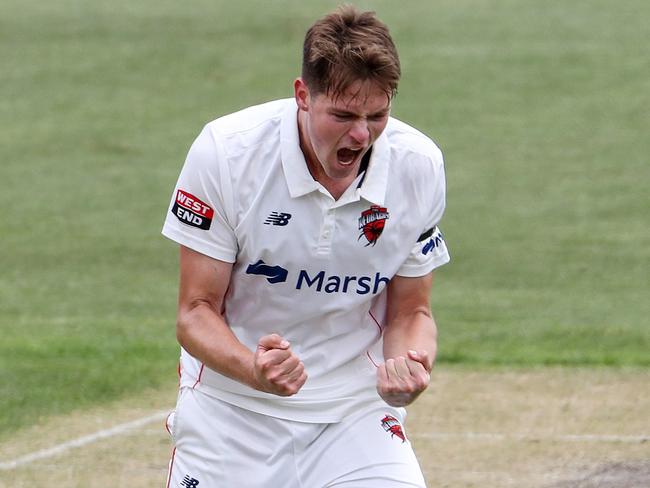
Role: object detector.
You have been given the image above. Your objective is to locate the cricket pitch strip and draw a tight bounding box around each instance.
[1,367,648,487]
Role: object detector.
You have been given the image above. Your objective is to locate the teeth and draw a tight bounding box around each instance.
[337,148,358,163]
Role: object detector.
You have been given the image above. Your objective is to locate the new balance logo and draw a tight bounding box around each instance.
[264,211,292,226]
[181,475,199,487]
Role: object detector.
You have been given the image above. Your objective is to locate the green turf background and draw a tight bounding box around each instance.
[1,0,648,437]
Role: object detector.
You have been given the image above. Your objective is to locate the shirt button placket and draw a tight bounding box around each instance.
[317,207,335,254]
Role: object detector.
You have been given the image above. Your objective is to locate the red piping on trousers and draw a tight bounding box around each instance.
[165,447,176,488]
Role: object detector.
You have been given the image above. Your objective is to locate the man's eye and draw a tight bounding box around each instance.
[370,112,389,121]
[334,114,353,120]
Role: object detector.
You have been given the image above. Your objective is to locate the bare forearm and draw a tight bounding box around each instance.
[176,247,306,396]
[383,311,437,370]
[177,304,257,389]
[377,273,438,406]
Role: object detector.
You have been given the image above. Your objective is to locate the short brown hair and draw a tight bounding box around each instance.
[302,5,401,100]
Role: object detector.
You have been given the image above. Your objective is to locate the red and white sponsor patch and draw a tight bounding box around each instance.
[176,190,214,218]
[172,189,214,230]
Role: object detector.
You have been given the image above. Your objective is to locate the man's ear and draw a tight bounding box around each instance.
[294,78,310,112]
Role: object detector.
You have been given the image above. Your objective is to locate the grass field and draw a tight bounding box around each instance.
[1,0,648,447]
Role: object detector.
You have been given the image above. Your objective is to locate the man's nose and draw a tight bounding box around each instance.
[348,119,370,146]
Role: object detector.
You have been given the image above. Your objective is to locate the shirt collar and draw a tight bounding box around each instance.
[280,99,320,198]
[358,129,389,205]
[280,98,390,205]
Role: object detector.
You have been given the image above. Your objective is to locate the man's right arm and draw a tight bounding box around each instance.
[176,245,307,396]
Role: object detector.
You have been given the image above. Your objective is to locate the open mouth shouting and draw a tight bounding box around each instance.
[337,147,364,165]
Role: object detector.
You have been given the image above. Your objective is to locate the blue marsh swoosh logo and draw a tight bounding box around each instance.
[246,260,289,284]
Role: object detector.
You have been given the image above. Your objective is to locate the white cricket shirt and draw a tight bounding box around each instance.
[162,98,450,422]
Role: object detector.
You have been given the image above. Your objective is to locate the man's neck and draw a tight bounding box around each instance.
[297,111,358,200]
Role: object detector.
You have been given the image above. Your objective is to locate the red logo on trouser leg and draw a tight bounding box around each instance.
[381,415,406,442]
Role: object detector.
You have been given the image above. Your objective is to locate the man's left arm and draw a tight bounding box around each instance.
[377,272,437,407]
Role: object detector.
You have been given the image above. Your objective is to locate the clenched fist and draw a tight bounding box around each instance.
[252,334,307,396]
[376,350,431,407]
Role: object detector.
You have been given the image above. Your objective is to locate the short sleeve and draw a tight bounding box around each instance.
[396,149,451,277]
[161,125,238,262]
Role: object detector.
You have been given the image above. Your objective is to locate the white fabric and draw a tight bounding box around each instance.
[166,387,426,487]
[162,98,450,422]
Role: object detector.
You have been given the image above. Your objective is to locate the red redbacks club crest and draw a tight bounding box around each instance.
[358,205,389,246]
[381,415,406,443]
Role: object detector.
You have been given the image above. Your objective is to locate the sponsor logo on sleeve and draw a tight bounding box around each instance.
[421,227,445,256]
[358,205,390,247]
[172,190,214,230]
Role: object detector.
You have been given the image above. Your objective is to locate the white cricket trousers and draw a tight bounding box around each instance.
[165,387,427,487]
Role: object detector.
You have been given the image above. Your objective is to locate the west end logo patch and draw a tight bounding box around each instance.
[172,189,214,230]
[381,414,406,443]
[358,205,389,246]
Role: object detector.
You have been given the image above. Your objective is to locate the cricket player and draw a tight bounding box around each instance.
[162,5,450,487]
